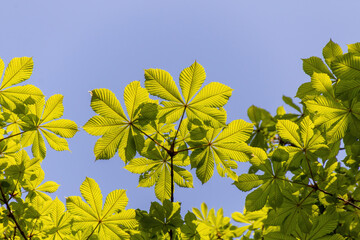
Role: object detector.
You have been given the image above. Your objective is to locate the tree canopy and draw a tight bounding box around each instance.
[0,40,360,239]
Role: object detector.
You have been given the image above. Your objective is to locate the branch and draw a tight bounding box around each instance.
[0,132,24,143]
[0,185,28,239]
[171,107,187,149]
[131,124,169,152]
[86,221,101,240]
[175,144,208,153]
[317,188,360,211]
[278,177,360,210]
[305,152,316,187]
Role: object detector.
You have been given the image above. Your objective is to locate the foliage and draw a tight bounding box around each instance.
[1,39,360,239]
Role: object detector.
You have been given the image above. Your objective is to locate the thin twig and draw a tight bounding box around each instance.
[175,144,207,153]
[86,221,101,240]
[0,132,24,143]
[131,125,169,152]
[0,185,28,239]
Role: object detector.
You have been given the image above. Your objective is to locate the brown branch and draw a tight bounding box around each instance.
[305,152,316,187]
[175,144,208,153]
[0,185,28,239]
[86,221,101,240]
[277,177,360,210]
[0,132,24,143]
[131,124,169,152]
[317,188,360,211]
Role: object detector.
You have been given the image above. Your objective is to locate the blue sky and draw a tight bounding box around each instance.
[1,1,360,217]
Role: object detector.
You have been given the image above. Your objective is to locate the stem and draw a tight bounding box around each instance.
[0,132,24,143]
[278,178,360,210]
[305,152,316,186]
[172,107,187,147]
[317,188,360,210]
[168,107,186,240]
[86,222,101,240]
[0,185,28,239]
[170,155,174,202]
[298,189,315,206]
[131,125,169,152]
[175,144,208,153]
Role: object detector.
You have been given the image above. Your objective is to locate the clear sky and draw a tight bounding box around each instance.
[1,1,360,217]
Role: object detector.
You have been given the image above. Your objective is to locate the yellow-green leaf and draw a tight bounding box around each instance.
[1,57,33,89]
[179,61,206,103]
[144,68,183,103]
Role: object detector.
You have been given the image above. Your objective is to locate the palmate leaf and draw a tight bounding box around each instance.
[242,160,286,211]
[265,192,315,234]
[19,95,77,159]
[84,81,154,161]
[66,177,137,239]
[124,147,193,202]
[137,200,183,238]
[305,95,355,142]
[192,203,239,239]
[22,168,59,201]
[190,120,253,183]
[276,117,328,168]
[147,62,232,128]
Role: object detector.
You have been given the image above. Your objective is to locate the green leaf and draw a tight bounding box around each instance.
[155,164,171,201]
[234,174,263,192]
[307,213,338,239]
[276,120,302,148]
[215,119,253,143]
[80,177,103,219]
[83,115,125,136]
[41,94,64,123]
[282,96,301,113]
[186,105,227,128]
[41,129,69,151]
[311,73,334,97]
[296,82,317,100]
[32,130,46,159]
[0,58,4,79]
[94,127,127,160]
[323,39,343,66]
[144,68,183,103]
[335,79,360,100]
[36,181,60,193]
[124,81,152,121]
[0,57,33,89]
[41,119,78,138]
[331,53,360,80]
[49,197,72,238]
[302,56,334,78]
[190,82,232,108]
[347,42,360,54]
[194,148,215,184]
[180,61,206,103]
[90,88,128,121]
[102,189,128,218]
[190,127,207,140]
[0,84,43,104]
[66,177,136,239]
